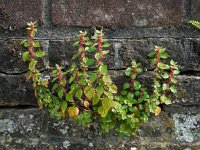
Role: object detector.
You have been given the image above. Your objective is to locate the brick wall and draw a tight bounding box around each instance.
[0,0,199,149]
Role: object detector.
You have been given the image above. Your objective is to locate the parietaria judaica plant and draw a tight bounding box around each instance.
[21,22,179,136]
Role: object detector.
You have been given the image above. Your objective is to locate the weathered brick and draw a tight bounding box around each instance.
[117,38,196,71]
[175,75,200,106]
[0,109,46,149]
[48,40,115,68]
[0,74,36,106]
[0,108,199,149]
[0,0,43,30]
[0,39,46,73]
[191,39,200,69]
[0,40,27,73]
[49,38,196,71]
[191,0,200,21]
[51,0,183,28]
[115,71,200,106]
[1,70,199,107]
[48,40,74,67]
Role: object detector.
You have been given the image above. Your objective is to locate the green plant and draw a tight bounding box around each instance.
[21,22,179,136]
[188,20,200,29]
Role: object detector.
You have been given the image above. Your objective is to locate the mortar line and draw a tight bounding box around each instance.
[42,0,53,27]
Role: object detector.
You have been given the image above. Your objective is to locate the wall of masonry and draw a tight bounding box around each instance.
[0,0,199,149]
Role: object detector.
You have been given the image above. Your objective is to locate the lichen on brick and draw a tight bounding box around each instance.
[173,114,200,142]
[0,119,16,133]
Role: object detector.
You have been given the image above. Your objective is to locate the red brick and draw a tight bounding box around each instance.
[0,0,43,29]
[191,0,200,21]
[52,0,183,28]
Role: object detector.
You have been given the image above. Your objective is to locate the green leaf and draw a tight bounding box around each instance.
[158,63,170,70]
[84,86,95,100]
[24,42,29,47]
[148,52,156,57]
[134,91,140,96]
[97,85,104,98]
[20,39,27,45]
[139,104,143,110]
[52,83,58,90]
[89,73,98,83]
[131,74,136,80]
[55,113,62,120]
[121,90,127,96]
[127,93,134,99]
[76,89,83,99]
[52,70,58,74]
[103,39,108,42]
[29,60,37,71]
[102,50,109,55]
[87,46,96,52]
[92,94,100,105]
[151,58,157,65]
[72,41,79,47]
[129,107,134,112]
[158,53,169,59]
[170,60,176,65]
[160,95,171,105]
[99,65,107,74]
[134,81,141,90]
[102,75,112,84]
[156,46,166,53]
[78,79,87,85]
[33,41,40,47]
[22,51,29,62]
[125,67,132,77]
[85,41,93,46]
[133,106,141,116]
[52,77,57,82]
[35,50,45,58]
[26,70,32,79]
[86,58,95,66]
[188,20,200,29]
[162,83,169,90]
[58,90,63,99]
[109,84,118,94]
[171,78,177,84]
[66,93,74,102]
[123,83,130,90]
[131,60,137,67]
[69,74,76,84]
[103,43,111,48]
[142,91,149,99]
[98,106,107,117]
[70,84,78,91]
[95,53,101,60]
[131,99,137,104]
[136,68,143,73]
[84,37,89,41]
[174,70,180,75]
[61,79,66,86]
[102,97,113,112]
[72,54,78,60]
[162,72,169,79]
[170,86,177,93]
[61,101,67,114]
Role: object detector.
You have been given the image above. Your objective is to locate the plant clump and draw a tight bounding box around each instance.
[21,22,179,136]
